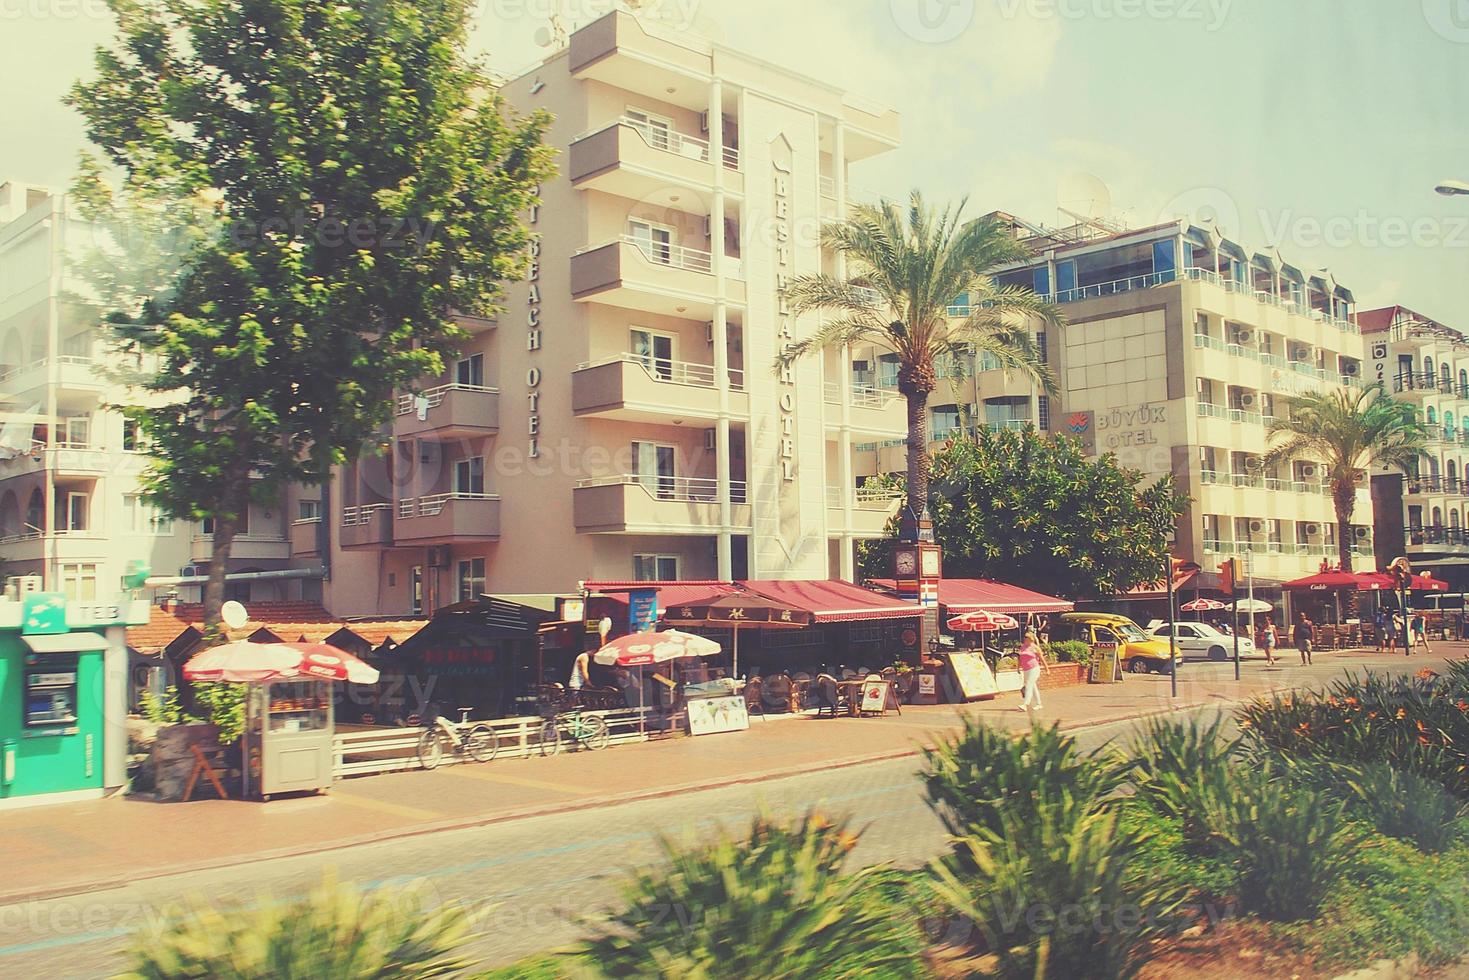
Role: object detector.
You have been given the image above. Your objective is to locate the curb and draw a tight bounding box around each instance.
[0,698,1207,908]
[1331,952,1420,980]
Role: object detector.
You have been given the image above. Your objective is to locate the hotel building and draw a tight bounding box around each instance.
[0,181,294,602]
[310,12,908,616]
[1362,305,1469,587]
[859,212,1373,589]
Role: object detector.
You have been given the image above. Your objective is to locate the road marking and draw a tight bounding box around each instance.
[441,766,595,795]
[328,791,441,821]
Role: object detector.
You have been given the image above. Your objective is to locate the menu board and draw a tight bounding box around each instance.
[687,695,749,736]
[860,680,891,715]
[947,652,999,701]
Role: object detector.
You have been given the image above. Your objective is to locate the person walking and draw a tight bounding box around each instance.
[1017,629,1049,712]
[1412,612,1431,655]
[1261,615,1278,666]
[1294,611,1314,666]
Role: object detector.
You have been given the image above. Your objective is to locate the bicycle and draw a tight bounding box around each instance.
[538,701,610,755]
[418,707,498,770]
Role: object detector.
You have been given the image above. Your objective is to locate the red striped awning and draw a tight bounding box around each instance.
[868,578,1072,613]
[741,580,921,623]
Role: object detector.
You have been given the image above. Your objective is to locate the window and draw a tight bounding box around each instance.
[633,554,678,581]
[628,218,674,264]
[457,557,485,603]
[122,419,144,452]
[625,107,675,151]
[877,354,901,388]
[202,509,249,535]
[1037,395,1051,432]
[453,457,485,495]
[59,492,89,532]
[60,415,90,449]
[1152,239,1176,279]
[122,494,173,534]
[632,441,676,499]
[454,353,484,387]
[59,563,98,601]
[931,405,961,441]
[410,566,423,616]
[630,328,676,380]
[1032,266,1050,296]
[297,499,322,521]
[1055,259,1077,297]
[1034,330,1048,363]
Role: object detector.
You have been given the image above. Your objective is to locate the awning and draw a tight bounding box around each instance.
[1283,570,1393,592]
[740,579,921,623]
[584,581,737,610]
[868,578,1072,614]
[24,632,110,653]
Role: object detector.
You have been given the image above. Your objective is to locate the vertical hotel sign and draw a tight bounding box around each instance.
[526,185,542,459]
[770,136,804,559]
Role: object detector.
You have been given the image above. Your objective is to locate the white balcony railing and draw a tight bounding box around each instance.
[341,502,392,527]
[395,382,498,416]
[618,234,714,274]
[573,117,742,173]
[576,474,749,505]
[396,492,498,519]
[823,381,899,409]
[578,352,746,392]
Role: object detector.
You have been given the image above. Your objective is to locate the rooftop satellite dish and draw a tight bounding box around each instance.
[221,600,249,630]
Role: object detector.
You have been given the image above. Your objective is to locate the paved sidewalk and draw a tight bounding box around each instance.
[0,646,1454,905]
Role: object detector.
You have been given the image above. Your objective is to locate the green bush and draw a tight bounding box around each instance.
[1126,715,1242,854]
[933,804,1189,979]
[921,719,1127,849]
[118,873,471,979]
[192,682,249,744]
[139,685,187,725]
[1279,757,1468,854]
[1046,640,1091,666]
[577,810,921,978]
[1218,766,1358,922]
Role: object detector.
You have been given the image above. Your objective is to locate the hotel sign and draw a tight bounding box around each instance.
[772,142,797,484]
[526,185,543,459]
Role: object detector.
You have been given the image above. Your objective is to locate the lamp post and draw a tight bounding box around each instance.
[1166,558,1201,700]
[1435,180,1469,197]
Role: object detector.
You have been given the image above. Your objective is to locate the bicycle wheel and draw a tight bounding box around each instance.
[465,725,498,763]
[581,714,610,751]
[418,729,446,770]
[538,718,561,757]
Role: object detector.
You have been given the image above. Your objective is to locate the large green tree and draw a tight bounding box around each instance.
[1262,384,1425,572]
[69,0,552,628]
[781,193,1061,536]
[862,426,1189,599]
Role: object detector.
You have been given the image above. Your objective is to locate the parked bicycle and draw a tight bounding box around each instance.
[539,704,610,755]
[418,707,498,770]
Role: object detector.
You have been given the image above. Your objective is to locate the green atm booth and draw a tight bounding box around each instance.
[0,590,150,808]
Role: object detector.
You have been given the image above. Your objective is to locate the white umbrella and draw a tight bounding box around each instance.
[592,629,722,666]
[1229,598,1273,614]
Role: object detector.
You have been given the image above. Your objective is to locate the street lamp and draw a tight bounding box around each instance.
[1435,180,1469,197]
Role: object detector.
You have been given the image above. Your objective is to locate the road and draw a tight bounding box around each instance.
[0,659,1431,977]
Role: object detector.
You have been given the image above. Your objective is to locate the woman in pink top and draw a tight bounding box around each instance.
[1017,629,1049,711]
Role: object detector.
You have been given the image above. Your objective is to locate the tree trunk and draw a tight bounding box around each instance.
[201,514,237,641]
[903,388,931,540]
[1333,479,1356,574]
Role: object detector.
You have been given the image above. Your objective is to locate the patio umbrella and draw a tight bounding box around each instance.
[183,640,380,685]
[1411,573,1450,592]
[661,591,812,677]
[1229,598,1273,614]
[946,610,1020,632]
[591,629,722,667]
[1180,598,1226,612]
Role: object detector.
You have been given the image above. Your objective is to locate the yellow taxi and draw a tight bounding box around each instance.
[1050,612,1181,674]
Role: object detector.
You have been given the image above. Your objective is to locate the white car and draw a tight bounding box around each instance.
[1150,622,1258,661]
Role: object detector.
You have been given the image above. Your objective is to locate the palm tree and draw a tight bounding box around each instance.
[1262,385,1426,572]
[780,192,1062,535]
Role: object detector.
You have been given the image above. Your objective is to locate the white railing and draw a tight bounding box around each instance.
[0,531,41,545]
[341,502,392,527]
[825,485,902,509]
[395,383,497,416]
[576,474,749,505]
[722,145,740,170]
[624,118,710,162]
[579,352,747,391]
[823,381,899,409]
[819,175,836,199]
[398,491,497,519]
[616,234,714,274]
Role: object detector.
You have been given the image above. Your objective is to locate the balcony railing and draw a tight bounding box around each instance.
[575,474,749,505]
[826,485,904,508]
[819,175,836,198]
[341,502,392,526]
[395,382,498,416]
[397,491,498,519]
[1406,525,1469,547]
[618,233,714,274]
[823,381,899,409]
[577,352,745,391]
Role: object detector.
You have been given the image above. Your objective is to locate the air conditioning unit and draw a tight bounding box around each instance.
[1238,393,1257,409]
[1234,329,1254,346]
[1303,523,1322,537]
[703,429,717,450]
[1353,526,1370,540]
[1342,361,1360,376]
[1300,464,1318,479]
[427,546,452,568]
[179,564,200,579]
[1248,520,1265,535]
[1290,345,1311,361]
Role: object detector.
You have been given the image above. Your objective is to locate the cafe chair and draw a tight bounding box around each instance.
[812,674,842,718]
[744,676,765,718]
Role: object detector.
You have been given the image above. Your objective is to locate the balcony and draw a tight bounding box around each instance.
[339,503,394,549]
[571,237,745,317]
[570,11,712,89]
[570,119,741,200]
[825,485,901,537]
[290,518,321,557]
[394,384,499,440]
[573,354,747,423]
[0,356,106,402]
[822,382,906,436]
[190,532,289,563]
[1405,526,1469,552]
[395,493,500,544]
[572,475,751,534]
[0,530,107,563]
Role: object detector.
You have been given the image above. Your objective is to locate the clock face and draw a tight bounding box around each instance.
[895,550,917,576]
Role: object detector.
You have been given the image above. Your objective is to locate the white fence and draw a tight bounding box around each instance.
[332,707,657,778]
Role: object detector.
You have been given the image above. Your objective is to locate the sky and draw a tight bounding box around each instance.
[3,0,1466,318]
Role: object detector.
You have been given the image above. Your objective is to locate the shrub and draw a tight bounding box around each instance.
[922,719,1127,849]
[139,685,187,725]
[577,810,921,979]
[117,873,471,979]
[1046,640,1091,666]
[1127,715,1242,854]
[1285,758,1469,853]
[1218,766,1358,922]
[932,804,1189,979]
[192,682,249,744]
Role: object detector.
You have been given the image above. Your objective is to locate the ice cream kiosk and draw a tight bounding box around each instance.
[0,582,150,808]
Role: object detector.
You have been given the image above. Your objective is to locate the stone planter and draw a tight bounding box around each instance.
[1039,662,1087,690]
[150,723,234,801]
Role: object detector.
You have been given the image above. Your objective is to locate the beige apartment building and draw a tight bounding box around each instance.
[0,181,295,602]
[306,11,907,616]
[859,213,1372,589]
[1362,305,1469,589]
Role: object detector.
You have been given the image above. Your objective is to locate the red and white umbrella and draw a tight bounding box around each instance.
[1181,598,1226,612]
[946,610,1020,632]
[592,629,722,667]
[183,640,379,685]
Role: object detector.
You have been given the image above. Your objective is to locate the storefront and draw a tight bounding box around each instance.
[0,590,149,808]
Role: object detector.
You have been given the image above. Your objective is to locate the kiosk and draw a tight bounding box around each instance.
[245,678,334,799]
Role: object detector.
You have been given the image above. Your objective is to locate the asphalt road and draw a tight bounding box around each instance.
[0,659,1430,977]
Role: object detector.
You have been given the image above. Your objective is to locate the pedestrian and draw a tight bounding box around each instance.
[1261,615,1278,666]
[1373,607,1388,653]
[1412,612,1431,655]
[1017,628,1049,712]
[568,648,592,694]
[1386,611,1400,653]
[1294,611,1314,666]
